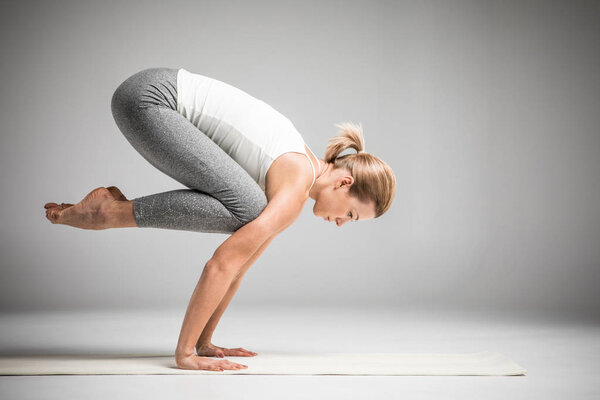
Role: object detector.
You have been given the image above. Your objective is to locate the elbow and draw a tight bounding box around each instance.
[205,258,238,278]
[205,259,226,273]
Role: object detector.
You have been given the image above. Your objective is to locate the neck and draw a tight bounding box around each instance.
[315,157,329,179]
[309,159,329,200]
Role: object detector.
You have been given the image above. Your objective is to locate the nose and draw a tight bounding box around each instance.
[335,218,349,227]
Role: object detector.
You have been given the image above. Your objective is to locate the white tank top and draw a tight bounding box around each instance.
[175,68,318,192]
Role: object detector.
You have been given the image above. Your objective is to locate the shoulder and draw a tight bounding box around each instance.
[265,152,312,200]
[258,155,310,234]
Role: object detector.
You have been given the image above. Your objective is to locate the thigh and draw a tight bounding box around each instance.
[111,68,267,224]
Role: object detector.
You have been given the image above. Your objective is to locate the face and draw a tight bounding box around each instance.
[312,172,376,227]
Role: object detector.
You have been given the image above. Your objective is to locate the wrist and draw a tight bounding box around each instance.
[175,345,195,360]
[196,335,212,346]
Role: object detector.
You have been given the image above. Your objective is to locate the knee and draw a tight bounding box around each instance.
[110,75,138,125]
[110,69,156,124]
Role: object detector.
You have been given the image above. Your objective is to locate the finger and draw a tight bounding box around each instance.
[233,348,258,356]
[190,361,224,372]
[240,348,258,355]
[231,347,252,354]
[222,361,243,369]
[229,349,254,357]
[222,361,248,369]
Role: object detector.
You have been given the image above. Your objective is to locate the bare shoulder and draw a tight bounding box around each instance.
[264,152,312,202]
[257,153,310,234]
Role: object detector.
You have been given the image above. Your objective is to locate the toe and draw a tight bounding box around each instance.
[46,209,57,223]
[50,207,63,221]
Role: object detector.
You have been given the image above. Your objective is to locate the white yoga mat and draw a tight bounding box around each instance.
[0,351,526,375]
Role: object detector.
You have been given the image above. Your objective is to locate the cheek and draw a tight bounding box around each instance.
[318,194,341,214]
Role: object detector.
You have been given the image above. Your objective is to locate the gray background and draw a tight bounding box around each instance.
[1,0,598,321]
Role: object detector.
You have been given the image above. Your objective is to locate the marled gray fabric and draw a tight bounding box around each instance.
[110,67,267,234]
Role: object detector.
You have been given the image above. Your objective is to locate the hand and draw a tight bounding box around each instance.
[175,353,248,372]
[195,342,258,358]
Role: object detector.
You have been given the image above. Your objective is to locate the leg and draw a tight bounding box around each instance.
[45,67,266,233]
[110,67,267,234]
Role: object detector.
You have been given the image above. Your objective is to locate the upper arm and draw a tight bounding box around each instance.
[210,186,305,271]
[256,186,306,235]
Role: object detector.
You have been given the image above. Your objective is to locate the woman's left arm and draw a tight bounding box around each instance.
[195,233,277,349]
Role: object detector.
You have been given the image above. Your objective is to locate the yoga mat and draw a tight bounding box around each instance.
[0,351,526,375]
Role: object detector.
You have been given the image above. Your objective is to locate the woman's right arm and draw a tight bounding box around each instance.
[175,186,306,371]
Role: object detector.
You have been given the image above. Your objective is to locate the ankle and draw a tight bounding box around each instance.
[102,200,136,229]
[96,199,116,229]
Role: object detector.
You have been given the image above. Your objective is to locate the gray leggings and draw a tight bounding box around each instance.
[110,67,268,234]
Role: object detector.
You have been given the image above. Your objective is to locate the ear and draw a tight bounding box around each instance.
[333,169,354,189]
[340,174,354,188]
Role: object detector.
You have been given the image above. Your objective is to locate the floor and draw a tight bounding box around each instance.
[0,305,598,399]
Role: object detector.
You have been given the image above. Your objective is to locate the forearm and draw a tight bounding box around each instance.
[196,276,243,345]
[175,263,237,358]
[197,234,276,346]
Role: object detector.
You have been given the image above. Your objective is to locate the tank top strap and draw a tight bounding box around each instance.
[304,144,320,191]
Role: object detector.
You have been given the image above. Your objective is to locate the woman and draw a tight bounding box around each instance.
[43,67,396,371]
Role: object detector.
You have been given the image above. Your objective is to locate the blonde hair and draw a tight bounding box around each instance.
[324,122,396,218]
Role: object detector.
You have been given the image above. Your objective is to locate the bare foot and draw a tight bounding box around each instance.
[44,186,124,230]
[44,186,128,212]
